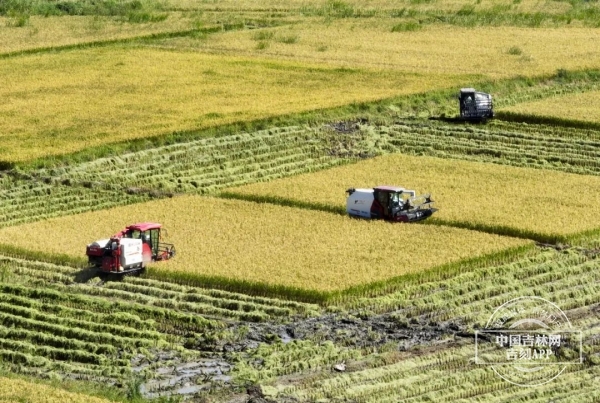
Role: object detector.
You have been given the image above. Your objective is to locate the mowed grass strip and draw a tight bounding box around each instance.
[0,46,464,162]
[502,89,600,124]
[0,376,111,403]
[0,196,526,292]
[167,20,600,78]
[226,154,600,242]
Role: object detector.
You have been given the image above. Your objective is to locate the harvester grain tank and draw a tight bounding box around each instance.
[459,88,494,120]
[346,186,437,222]
[86,222,175,275]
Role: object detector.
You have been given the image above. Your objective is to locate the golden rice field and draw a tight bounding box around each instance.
[227,154,600,239]
[0,46,465,162]
[0,196,527,292]
[170,0,572,15]
[0,377,111,403]
[0,0,577,56]
[503,90,600,123]
[163,21,600,78]
[0,13,198,54]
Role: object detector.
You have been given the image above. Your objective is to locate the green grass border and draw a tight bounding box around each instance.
[565,226,600,247]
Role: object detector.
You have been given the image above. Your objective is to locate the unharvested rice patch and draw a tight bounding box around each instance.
[228,154,600,239]
[0,196,527,292]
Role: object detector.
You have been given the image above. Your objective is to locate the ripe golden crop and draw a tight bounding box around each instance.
[503,90,600,123]
[0,46,463,162]
[227,153,600,240]
[0,14,196,55]
[169,0,571,15]
[0,377,111,403]
[172,20,600,78]
[0,196,526,292]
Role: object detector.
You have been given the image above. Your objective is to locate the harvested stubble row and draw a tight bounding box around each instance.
[0,180,150,228]
[232,339,362,383]
[365,251,600,323]
[226,153,600,242]
[123,276,319,313]
[0,302,162,345]
[36,126,344,193]
[0,126,350,228]
[1,256,300,322]
[0,347,126,379]
[0,196,526,293]
[269,328,600,402]
[0,256,247,379]
[353,120,600,177]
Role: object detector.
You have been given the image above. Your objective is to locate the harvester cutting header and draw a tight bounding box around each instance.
[346,186,436,222]
[86,222,175,275]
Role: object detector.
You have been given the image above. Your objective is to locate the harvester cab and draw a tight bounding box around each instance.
[86,222,175,275]
[346,186,437,222]
[459,88,494,121]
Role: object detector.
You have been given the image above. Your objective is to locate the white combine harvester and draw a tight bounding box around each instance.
[346,186,436,222]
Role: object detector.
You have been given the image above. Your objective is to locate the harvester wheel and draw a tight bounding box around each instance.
[169,246,176,259]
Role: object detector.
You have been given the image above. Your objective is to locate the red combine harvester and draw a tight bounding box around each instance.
[86,222,176,275]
